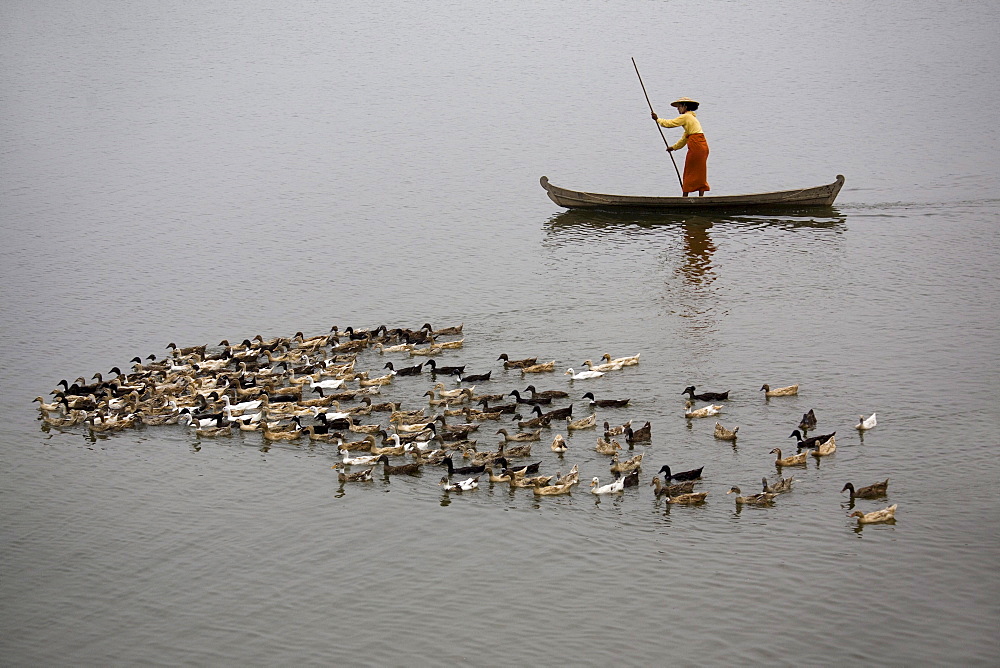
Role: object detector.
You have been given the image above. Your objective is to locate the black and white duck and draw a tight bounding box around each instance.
[682,386,730,401]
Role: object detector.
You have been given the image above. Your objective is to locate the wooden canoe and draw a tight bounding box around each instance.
[540,174,845,210]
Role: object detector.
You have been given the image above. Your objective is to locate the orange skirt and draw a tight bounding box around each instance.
[682,133,709,194]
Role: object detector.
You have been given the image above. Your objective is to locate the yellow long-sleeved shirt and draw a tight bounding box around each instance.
[656,111,704,150]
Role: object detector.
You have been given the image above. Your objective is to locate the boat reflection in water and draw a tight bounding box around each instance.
[543,208,845,347]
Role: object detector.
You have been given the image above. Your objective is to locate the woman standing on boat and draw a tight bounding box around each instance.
[651,97,709,197]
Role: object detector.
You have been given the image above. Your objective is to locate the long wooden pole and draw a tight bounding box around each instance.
[632,57,683,191]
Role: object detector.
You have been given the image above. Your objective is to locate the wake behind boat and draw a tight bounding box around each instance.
[540,175,844,210]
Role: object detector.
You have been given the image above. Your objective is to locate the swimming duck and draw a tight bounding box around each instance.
[789,429,836,449]
[684,403,722,419]
[299,425,343,443]
[374,342,415,354]
[550,434,568,453]
[439,475,479,492]
[383,361,424,376]
[509,473,552,488]
[770,448,807,467]
[566,413,598,430]
[625,421,652,444]
[424,359,466,376]
[603,420,632,437]
[219,394,263,415]
[524,385,569,400]
[602,352,640,366]
[532,404,573,421]
[810,435,837,457]
[194,418,233,438]
[345,418,382,434]
[34,396,66,413]
[390,408,428,423]
[520,360,556,374]
[308,377,345,392]
[433,338,464,350]
[841,479,889,500]
[262,421,304,440]
[682,386,730,401]
[856,412,877,431]
[498,458,541,476]
[532,480,574,496]
[396,419,435,433]
[582,359,624,373]
[610,453,643,473]
[514,413,551,429]
[760,383,799,397]
[333,465,374,483]
[616,469,641,487]
[849,504,898,524]
[376,454,422,475]
[462,447,501,467]
[508,389,551,405]
[649,477,696,498]
[136,411,178,427]
[86,412,138,433]
[762,476,795,494]
[664,491,709,505]
[484,466,511,483]
[728,486,776,505]
[341,450,381,467]
[498,441,534,459]
[465,406,504,422]
[595,437,622,455]
[408,344,444,357]
[180,411,227,429]
[432,383,472,399]
[496,428,541,443]
[422,322,464,337]
[713,422,739,441]
[337,433,377,451]
[442,456,486,476]
[358,372,395,387]
[166,342,207,358]
[554,465,580,486]
[457,370,492,383]
[434,415,478,437]
[565,367,604,380]
[658,465,704,482]
[798,409,817,431]
[582,392,630,408]
[497,354,538,369]
[370,434,408,456]
[590,476,625,495]
[478,399,517,414]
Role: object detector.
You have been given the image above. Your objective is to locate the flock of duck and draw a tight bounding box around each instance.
[34,322,896,525]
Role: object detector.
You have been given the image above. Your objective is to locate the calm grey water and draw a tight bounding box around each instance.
[3,1,999,665]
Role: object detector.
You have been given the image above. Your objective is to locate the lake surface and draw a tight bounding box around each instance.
[2,1,999,665]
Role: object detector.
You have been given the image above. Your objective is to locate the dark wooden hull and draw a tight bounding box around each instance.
[540,175,845,210]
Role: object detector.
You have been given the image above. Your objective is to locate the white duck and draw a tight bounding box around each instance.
[565,368,604,380]
[856,412,877,431]
[440,476,480,492]
[684,403,722,418]
[220,395,263,416]
[181,412,224,429]
[590,476,625,495]
[309,377,346,391]
[339,449,380,466]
